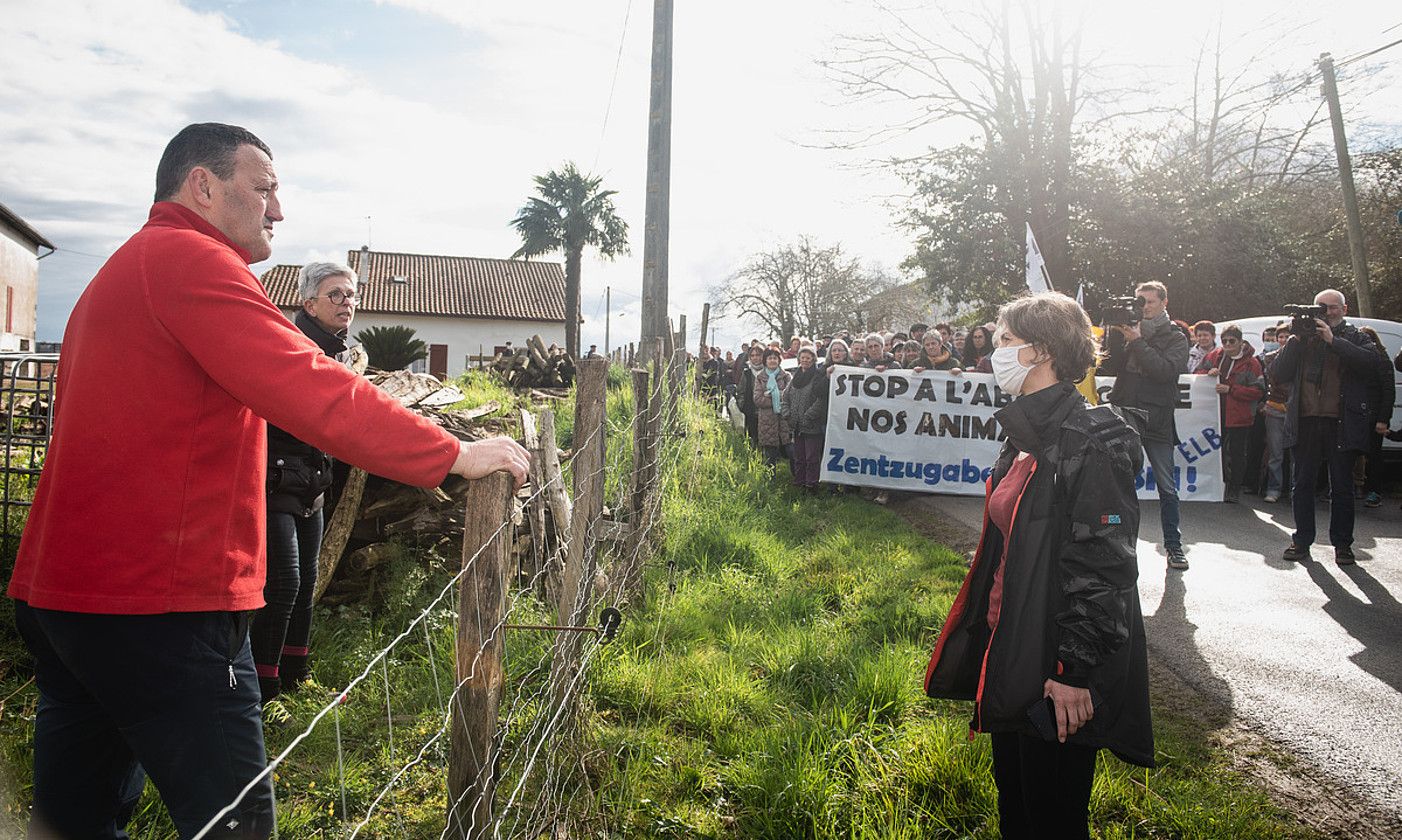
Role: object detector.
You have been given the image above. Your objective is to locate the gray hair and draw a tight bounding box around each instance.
[864,332,884,345]
[298,261,357,300]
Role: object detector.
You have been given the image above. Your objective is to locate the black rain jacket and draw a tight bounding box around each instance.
[1101,318,1190,445]
[266,311,352,516]
[924,381,1155,767]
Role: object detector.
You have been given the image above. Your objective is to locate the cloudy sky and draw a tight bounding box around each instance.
[3,0,1399,350]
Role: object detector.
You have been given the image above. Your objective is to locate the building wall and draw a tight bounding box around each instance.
[280,309,565,378]
[0,219,40,351]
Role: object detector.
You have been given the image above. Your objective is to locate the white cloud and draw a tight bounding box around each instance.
[4,0,1398,351]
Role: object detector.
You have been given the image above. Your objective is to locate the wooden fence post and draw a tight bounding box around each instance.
[447,471,513,840]
[537,409,571,604]
[694,303,710,396]
[519,410,546,586]
[550,358,608,712]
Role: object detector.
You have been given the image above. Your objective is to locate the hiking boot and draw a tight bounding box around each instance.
[1364,492,1381,508]
[1166,547,1189,570]
[1335,546,1356,566]
[1263,493,1279,503]
[1283,543,1310,562]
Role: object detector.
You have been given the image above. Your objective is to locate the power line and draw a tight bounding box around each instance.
[1336,36,1402,68]
[592,0,635,172]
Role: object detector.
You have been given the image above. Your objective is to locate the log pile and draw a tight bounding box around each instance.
[316,369,562,606]
[490,334,575,389]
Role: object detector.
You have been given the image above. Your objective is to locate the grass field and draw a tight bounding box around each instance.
[0,371,1323,838]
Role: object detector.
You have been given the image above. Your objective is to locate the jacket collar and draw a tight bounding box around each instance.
[994,381,1084,457]
[145,201,255,264]
[294,309,349,357]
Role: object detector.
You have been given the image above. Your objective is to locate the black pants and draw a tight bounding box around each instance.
[1244,412,1267,492]
[1223,426,1250,494]
[250,509,322,701]
[990,731,1097,840]
[744,411,759,448]
[1291,416,1357,548]
[15,602,274,838]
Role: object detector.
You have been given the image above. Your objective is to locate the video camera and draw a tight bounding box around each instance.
[1284,303,1327,338]
[1100,296,1147,328]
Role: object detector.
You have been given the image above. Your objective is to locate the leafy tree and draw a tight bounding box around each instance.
[355,325,427,371]
[714,237,898,340]
[510,163,629,358]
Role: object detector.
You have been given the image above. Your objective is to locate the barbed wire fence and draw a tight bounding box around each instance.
[179,325,704,838]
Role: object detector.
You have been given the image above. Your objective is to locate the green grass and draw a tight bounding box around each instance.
[582,396,1324,839]
[0,369,1326,838]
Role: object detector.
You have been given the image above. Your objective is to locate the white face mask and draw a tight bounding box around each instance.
[991,343,1036,396]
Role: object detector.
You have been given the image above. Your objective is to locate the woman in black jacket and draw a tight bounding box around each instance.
[250,261,360,703]
[924,292,1153,839]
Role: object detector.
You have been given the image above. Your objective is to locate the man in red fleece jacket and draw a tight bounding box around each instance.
[7,123,529,839]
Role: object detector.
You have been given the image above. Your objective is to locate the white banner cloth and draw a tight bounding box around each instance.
[819,367,1224,501]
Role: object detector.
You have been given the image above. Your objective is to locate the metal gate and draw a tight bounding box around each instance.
[1,354,58,552]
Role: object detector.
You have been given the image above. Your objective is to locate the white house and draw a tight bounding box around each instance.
[0,200,55,353]
[261,246,567,379]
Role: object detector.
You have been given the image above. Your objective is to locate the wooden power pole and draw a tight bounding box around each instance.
[638,0,674,364]
[1318,52,1374,317]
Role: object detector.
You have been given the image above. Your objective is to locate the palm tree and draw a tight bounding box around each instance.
[510,163,629,359]
[355,325,428,371]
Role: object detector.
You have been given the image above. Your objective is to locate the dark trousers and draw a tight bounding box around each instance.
[250,509,322,701]
[1244,412,1267,492]
[1223,426,1250,494]
[1291,416,1357,548]
[744,411,759,448]
[15,602,274,839]
[791,433,825,487]
[990,731,1097,840]
[1362,430,1386,494]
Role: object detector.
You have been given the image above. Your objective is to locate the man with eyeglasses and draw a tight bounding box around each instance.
[7,123,529,838]
[1272,289,1384,566]
[1100,281,1192,570]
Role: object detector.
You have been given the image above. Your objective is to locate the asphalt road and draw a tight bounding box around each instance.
[913,490,1402,824]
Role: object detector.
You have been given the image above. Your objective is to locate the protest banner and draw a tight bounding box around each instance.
[820,367,1224,501]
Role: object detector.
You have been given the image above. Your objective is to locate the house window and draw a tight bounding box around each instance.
[19,339,29,351]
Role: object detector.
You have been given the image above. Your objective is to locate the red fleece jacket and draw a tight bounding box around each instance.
[7,203,461,614]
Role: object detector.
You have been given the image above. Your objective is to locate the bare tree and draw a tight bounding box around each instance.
[713,238,898,340]
[822,0,1102,286]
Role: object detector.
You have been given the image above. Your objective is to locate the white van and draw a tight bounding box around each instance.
[1212,315,1402,452]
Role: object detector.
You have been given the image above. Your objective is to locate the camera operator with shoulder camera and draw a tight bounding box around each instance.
[1099,281,1192,570]
[1273,289,1384,566]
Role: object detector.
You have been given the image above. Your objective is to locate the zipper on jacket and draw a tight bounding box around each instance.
[972,457,1039,734]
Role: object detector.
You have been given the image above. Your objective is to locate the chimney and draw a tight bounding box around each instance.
[358,245,371,283]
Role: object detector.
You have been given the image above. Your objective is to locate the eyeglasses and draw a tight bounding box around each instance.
[1222,338,1240,345]
[314,290,359,305]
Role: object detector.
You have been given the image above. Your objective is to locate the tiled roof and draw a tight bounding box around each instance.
[260,249,566,322]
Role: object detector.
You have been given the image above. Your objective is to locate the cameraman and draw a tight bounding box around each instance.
[1274,289,1383,565]
[1100,282,1192,570]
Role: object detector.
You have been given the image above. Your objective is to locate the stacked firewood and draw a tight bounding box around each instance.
[490,334,575,389]
[315,370,531,605]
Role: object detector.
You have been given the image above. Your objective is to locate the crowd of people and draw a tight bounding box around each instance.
[700,281,1400,571]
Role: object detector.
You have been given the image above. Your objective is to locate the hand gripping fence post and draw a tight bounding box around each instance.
[446,470,514,839]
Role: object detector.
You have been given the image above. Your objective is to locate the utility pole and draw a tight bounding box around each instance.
[638,0,674,364]
[604,286,611,357]
[1318,52,1374,317]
